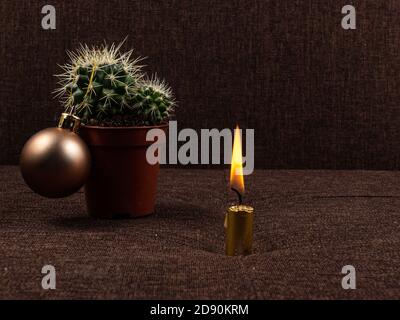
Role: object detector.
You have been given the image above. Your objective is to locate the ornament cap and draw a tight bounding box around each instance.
[58,113,81,133]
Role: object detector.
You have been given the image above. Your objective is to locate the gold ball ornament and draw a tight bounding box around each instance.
[20,113,91,198]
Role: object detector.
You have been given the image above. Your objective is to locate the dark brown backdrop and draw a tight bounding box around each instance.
[1,0,400,169]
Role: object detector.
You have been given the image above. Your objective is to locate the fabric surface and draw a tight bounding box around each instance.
[1,1,400,169]
[0,165,399,299]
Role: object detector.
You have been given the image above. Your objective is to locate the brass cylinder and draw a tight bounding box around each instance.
[58,113,81,133]
[225,205,254,256]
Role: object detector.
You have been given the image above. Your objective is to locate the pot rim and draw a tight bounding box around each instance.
[81,122,169,130]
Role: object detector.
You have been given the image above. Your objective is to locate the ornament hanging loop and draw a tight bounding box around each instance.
[58,113,81,133]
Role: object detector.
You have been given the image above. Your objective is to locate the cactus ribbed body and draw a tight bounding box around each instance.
[55,42,175,126]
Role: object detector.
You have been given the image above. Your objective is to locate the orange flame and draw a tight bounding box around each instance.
[230,125,244,196]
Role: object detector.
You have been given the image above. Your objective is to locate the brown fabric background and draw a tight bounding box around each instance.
[1,166,400,299]
[1,1,400,169]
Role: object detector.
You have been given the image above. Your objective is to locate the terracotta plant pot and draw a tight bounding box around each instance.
[79,124,168,219]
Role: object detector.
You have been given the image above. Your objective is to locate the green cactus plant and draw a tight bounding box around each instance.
[55,42,175,126]
[132,77,175,125]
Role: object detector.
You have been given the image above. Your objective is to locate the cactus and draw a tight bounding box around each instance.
[131,77,175,125]
[55,42,175,126]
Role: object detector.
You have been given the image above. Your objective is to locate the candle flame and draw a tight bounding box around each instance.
[230,125,245,197]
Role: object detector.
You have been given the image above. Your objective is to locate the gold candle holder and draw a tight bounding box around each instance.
[225,204,254,256]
